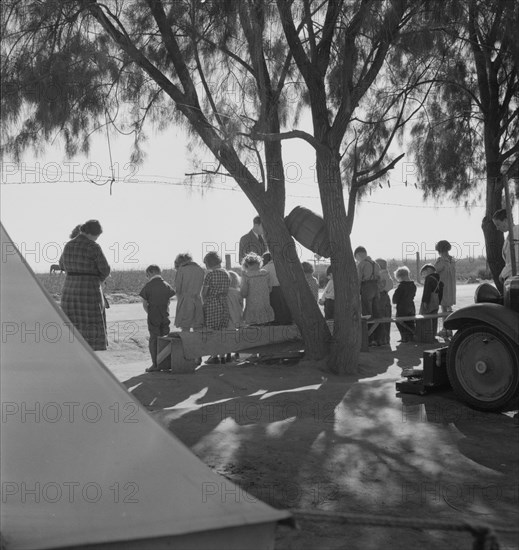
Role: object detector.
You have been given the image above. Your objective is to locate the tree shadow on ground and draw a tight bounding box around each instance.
[122,344,519,550]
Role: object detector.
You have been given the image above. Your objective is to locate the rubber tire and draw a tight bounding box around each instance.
[446,324,519,411]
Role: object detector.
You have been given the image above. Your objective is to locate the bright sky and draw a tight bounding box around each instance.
[1,125,490,273]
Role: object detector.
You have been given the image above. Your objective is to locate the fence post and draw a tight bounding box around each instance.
[416,251,420,283]
[225,254,231,270]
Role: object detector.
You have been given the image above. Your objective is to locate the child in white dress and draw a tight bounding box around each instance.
[241,253,274,325]
[227,271,243,329]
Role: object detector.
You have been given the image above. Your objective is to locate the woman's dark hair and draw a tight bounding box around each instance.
[204,251,222,268]
[69,224,82,239]
[435,240,451,254]
[262,252,272,265]
[80,220,103,236]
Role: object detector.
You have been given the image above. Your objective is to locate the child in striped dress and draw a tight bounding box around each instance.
[202,251,230,330]
[202,251,230,365]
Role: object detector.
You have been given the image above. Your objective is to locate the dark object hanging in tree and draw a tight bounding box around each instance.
[284,206,332,258]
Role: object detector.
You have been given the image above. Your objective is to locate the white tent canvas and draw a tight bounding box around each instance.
[0,223,289,550]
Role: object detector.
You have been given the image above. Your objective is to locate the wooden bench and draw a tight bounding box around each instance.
[156,313,447,373]
[157,325,303,373]
[365,312,451,344]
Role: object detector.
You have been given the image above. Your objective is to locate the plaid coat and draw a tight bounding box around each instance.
[59,234,111,350]
[203,268,230,330]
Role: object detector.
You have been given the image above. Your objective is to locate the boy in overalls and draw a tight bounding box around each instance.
[354,246,381,346]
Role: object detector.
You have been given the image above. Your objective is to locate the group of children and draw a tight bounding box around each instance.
[140,251,320,371]
[391,240,456,344]
[317,241,456,346]
[139,239,456,369]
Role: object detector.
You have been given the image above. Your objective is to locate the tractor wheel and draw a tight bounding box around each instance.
[446,324,519,411]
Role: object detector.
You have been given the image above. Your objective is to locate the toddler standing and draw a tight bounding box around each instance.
[392,266,416,343]
[225,270,243,363]
[318,265,334,320]
[241,253,274,325]
[227,270,244,329]
[302,262,319,301]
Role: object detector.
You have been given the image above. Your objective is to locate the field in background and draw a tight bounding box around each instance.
[38,269,175,303]
[38,255,491,303]
[310,256,489,287]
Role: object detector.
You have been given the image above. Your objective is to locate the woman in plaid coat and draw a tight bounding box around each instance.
[59,220,111,350]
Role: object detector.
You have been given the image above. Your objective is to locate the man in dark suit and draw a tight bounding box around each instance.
[239,215,268,263]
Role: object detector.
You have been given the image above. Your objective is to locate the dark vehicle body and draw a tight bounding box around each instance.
[444,276,519,410]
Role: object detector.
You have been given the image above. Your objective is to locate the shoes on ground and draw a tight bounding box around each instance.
[145,365,170,373]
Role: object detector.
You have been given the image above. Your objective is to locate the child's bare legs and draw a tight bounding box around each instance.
[438,305,453,337]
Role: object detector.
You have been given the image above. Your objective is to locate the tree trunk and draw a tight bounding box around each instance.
[469,2,505,291]
[315,151,361,375]
[482,170,505,291]
[481,115,505,289]
[259,90,330,361]
[259,207,331,360]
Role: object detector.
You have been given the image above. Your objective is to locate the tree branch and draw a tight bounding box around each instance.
[276,0,313,85]
[145,0,199,103]
[354,153,405,187]
[468,1,490,115]
[246,129,329,154]
[316,0,342,70]
[188,4,224,130]
[500,141,519,163]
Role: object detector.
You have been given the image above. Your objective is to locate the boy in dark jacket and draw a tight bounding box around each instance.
[419,264,444,336]
[392,266,416,343]
[140,265,176,372]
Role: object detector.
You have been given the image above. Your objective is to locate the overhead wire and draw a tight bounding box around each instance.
[1,165,489,208]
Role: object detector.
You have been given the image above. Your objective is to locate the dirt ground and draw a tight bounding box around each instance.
[98,290,519,550]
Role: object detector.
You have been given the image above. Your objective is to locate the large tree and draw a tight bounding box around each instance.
[2,0,429,373]
[274,0,428,368]
[2,0,332,362]
[191,0,429,371]
[408,0,518,288]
